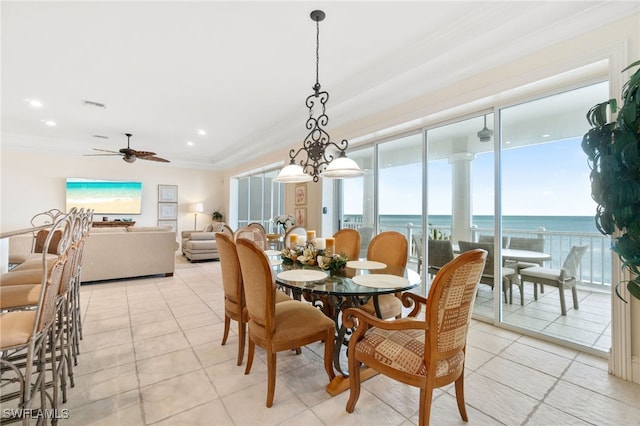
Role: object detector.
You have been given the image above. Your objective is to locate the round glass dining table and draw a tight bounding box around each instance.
[274,263,421,391]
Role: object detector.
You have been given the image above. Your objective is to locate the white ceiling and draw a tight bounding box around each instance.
[2,1,638,170]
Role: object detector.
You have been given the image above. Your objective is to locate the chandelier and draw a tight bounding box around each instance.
[275,10,365,183]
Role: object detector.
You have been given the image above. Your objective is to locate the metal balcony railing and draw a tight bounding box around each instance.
[343,220,612,291]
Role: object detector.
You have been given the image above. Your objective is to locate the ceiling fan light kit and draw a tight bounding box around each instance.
[275,10,364,184]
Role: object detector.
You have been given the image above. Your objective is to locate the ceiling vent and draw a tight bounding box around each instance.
[82,99,106,109]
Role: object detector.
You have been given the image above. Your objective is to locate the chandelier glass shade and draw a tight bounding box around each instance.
[275,10,364,183]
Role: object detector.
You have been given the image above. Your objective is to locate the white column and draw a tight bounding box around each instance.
[449,152,475,245]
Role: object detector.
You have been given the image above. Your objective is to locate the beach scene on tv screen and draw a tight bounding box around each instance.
[66,178,142,214]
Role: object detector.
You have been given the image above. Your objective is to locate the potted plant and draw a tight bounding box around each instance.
[581,60,640,301]
[211,210,224,222]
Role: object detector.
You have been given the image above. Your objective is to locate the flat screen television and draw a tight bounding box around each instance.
[66,178,142,214]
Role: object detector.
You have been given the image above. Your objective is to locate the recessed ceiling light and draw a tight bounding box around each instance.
[43,120,56,127]
[186,141,194,146]
[542,134,550,138]
[25,98,43,108]
[197,129,206,136]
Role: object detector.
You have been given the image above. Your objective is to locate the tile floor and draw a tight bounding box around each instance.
[61,259,640,425]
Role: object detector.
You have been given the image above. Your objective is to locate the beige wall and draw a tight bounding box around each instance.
[0,148,223,238]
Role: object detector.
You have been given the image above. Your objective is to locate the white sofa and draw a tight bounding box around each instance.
[80,226,179,282]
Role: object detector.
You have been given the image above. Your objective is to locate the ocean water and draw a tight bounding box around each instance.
[344,214,611,285]
[344,214,599,234]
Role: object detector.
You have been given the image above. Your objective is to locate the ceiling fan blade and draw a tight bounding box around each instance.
[84,153,122,156]
[140,156,170,163]
[131,150,157,157]
[91,148,121,154]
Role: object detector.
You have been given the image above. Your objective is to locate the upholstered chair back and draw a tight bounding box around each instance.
[236,238,275,334]
[333,228,361,260]
[426,249,487,383]
[235,226,268,251]
[367,231,408,267]
[216,233,244,317]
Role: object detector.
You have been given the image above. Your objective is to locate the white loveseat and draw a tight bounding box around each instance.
[80,226,179,282]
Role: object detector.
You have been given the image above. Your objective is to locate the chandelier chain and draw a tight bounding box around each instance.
[315,19,320,88]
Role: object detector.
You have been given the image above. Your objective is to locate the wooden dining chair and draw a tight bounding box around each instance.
[235,238,335,407]
[283,226,306,249]
[216,232,291,366]
[343,249,487,426]
[361,231,408,319]
[234,225,268,250]
[333,228,361,260]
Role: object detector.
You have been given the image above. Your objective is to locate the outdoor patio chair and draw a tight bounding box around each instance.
[427,239,455,278]
[508,236,546,272]
[519,245,588,315]
[458,240,521,304]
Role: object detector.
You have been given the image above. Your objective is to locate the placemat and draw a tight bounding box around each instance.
[351,274,409,288]
[276,269,328,282]
[346,260,387,270]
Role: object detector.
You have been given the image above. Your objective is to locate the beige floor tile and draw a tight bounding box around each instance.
[546,380,640,425]
[478,356,557,400]
[65,362,138,409]
[82,315,130,335]
[140,369,218,424]
[129,308,174,327]
[464,372,538,424]
[136,347,201,387]
[221,379,307,425]
[152,399,233,426]
[527,403,590,425]
[311,387,407,426]
[131,318,180,341]
[183,322,227,347]
[81,328,132,352]
[133,331,191,360]
[499,341,573,377]
[175,311,221,330]
[74,341,135,376]
[65,389,142,426]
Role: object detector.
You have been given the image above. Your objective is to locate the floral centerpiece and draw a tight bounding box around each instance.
[281,243,347,272]
[272,214,296,233]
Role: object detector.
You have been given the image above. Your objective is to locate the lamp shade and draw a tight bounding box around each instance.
[190,202,204,213]
[321,154,366,178]
[274,163,313,183]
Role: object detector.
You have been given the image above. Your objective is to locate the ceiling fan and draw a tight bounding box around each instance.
[87,133,170,163]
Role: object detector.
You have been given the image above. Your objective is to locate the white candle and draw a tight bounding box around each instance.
[298,235,307,246]
[325,237,335,256]
[315,237,326,250]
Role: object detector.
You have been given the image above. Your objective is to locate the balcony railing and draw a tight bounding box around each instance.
[343,220,612,291]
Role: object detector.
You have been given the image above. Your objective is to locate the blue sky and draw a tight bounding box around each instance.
[344,137,596,217]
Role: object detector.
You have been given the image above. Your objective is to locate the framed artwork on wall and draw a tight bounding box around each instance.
[295,183,307,206]
[158,184,178,203]
[158,203,178,220]
[295,207,306,227]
